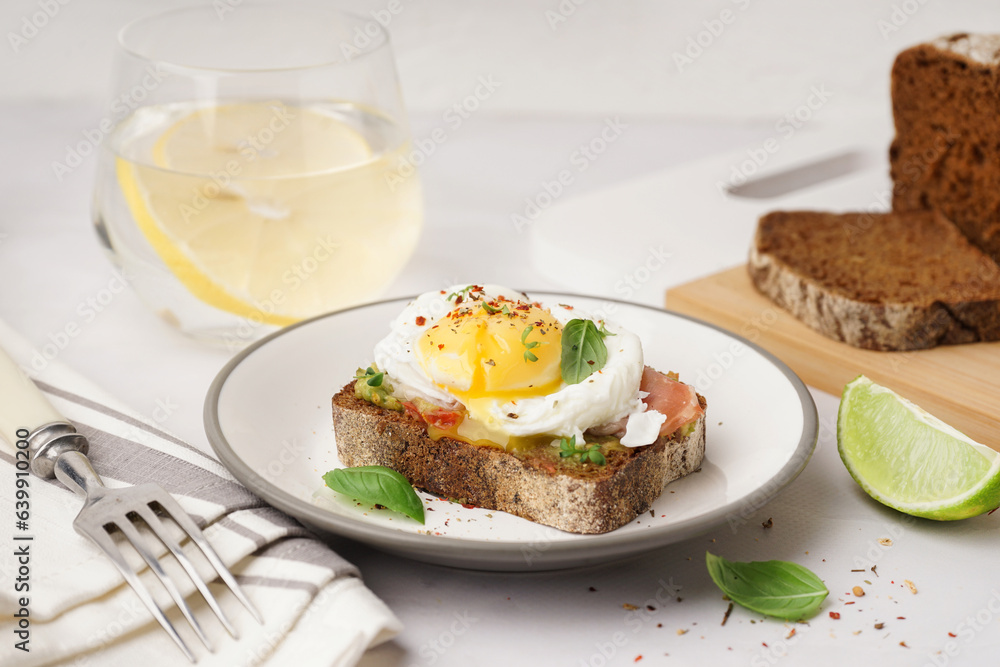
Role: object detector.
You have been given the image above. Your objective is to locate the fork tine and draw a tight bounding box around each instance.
[155,497,264,625]
[135,504,238,638]
[80,526,196,663]
[115,518,214,653]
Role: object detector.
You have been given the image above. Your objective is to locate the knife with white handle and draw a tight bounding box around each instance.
[0,344,92,480]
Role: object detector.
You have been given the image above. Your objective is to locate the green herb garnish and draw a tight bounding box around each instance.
[447,285,475,302]
[558,435,607,465]
[353,364,402,411]
[502,305,511,315]
[705,552,828,620]
[560,319,609,384]
[521,324,541,363]
[482,301,501,314]
[323,466,424,523]
[355,366,384,386]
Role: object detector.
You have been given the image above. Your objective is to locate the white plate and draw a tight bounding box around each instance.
[205,293,817,571]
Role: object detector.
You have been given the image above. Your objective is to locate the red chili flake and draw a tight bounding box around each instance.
[897,616,906,620]
[845,601,856,605]
[560,303,575,309]
[762,642,768,648]
[829,612,841,620]
[439,290,446,294]
[786,629,796,639]
[634,656,642,663]
[461,503,476,509]
[415,316,426,326]
[438,344,445,350]
[948,632,957,638]
[516,304,530,311]
[899,642,909,648]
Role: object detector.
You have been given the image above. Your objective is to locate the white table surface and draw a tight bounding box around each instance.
[3,2,1000,665]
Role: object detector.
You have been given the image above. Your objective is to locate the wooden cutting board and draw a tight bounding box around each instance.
[666,266,1000,451]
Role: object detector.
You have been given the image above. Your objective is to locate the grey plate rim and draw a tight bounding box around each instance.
[204,291,818,571]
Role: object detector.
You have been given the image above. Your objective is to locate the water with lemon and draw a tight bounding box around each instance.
[94,100,423,343]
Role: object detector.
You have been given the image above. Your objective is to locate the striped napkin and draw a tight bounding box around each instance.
[0,320,400,666]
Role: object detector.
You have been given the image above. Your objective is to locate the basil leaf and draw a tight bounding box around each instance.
[323,466,425,524]
[561,319,609,384]
[705,552,828,620]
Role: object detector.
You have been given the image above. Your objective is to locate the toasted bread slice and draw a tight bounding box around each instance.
[331,383,706,534]
[748,209,1000,351]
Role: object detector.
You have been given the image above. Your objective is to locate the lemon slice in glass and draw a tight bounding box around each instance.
[116,101,376,326]
[837,375,1000,520]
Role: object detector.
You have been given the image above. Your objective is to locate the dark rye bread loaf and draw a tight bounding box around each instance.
[890,33,1000,264]
[748,210,1000,351]
[331,383,706,534]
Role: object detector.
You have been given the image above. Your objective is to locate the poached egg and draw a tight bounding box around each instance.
[372,285,666,448]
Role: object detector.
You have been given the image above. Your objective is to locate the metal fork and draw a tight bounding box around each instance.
[28,421,263,662]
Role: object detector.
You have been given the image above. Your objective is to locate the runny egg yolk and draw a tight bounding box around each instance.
[415,300,563,428]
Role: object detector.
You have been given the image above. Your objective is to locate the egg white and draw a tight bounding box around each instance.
[372,285,663,446]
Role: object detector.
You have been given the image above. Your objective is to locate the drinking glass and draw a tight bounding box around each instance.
[92,4,423,346]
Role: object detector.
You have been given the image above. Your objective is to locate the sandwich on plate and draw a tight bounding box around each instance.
[331,284,706,534]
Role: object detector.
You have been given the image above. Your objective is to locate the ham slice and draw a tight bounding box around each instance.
[587,366,703,439]
[639,366,703,436]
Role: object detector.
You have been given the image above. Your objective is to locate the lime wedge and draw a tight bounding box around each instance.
[837,375,1000,520]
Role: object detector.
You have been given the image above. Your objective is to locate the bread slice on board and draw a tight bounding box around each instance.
[331,383,706,534]
[748,210,1000,351]
[890,33,1000,265]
